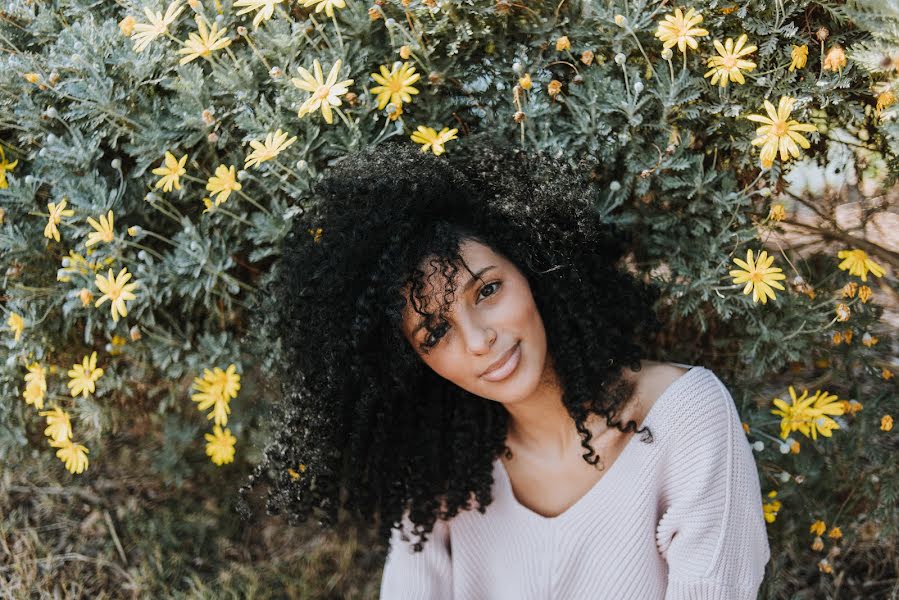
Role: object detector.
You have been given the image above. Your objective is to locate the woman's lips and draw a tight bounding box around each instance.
[481,342,521,382]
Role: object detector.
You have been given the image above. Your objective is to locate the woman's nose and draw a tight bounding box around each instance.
[462,320,496,354]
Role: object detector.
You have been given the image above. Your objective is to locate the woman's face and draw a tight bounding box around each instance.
[400,239,551,404]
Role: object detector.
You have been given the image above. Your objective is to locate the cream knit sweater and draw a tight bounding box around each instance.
[379,366,771,599]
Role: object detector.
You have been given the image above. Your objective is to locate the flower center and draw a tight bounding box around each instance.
[722,56,737,69]
[314,85,330,100]
[773,120,789,137]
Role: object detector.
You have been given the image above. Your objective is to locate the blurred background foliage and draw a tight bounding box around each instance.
[0,0,896,597]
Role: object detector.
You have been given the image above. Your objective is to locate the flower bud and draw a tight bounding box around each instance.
[634,81,644,94]
[614,53,626,66]
[45,106,58,119]
[661,48,673,60]
[111,158,121,169]
[614,14,627,27]
[237,25,248,36]
[816,27,829,42]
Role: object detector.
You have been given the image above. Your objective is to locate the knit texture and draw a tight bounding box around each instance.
[379,366,771,599]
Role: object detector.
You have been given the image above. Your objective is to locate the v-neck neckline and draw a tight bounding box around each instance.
[495,365,701,524]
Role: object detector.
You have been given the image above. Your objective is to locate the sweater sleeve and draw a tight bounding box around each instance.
[655,371,771,600]
[379,508,453,600]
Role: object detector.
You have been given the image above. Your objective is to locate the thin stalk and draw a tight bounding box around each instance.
[330,11,345,54]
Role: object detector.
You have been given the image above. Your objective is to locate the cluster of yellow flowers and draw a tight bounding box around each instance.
[32,198,140,322]
[762,490,781,523]
[121,0,456,157]
[190,364,241,465]
[727,245,885,308]
[17,351,110,474]
[150,150,247,214]
[650,7,824,170]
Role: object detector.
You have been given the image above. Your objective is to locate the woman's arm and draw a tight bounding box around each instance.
[380,508,453,600]
[655,371,771,599]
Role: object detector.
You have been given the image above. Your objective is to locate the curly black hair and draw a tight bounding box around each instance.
[237,138,661,557]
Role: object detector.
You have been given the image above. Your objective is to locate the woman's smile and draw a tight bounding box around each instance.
[481,340,522,381]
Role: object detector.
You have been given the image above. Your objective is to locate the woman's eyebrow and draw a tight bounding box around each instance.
[411,265,497,336]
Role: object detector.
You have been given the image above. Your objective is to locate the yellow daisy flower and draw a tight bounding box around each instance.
[151,151,189,192]
[23,362,48,409]
[771,386,818,440]
[50,437,90,474]
[205,425,237,465]
[233,0,284,29]
[881,415,893,432]
[177,15,232,65]
[729,249,787,304]
[762,490,781,523]
[301,0,346,18]
[291,58,354,125]
[85,210,115,246]
[704,34,757,87]
[206,164,242,204]
[7,312,25,342]
[807,390,845,440]
[44,199,75,242]
[244,129,297,169]
[119,15,137,36]
[410,125,459,156]
[131,0,186,53]
[370,61,421,111]
[810,520,826,536]
[789,44,808,71]
[857,285,873,303]
[23,382,45,409]
[191,364,241,426]
[95,267,139,322]
[745,96,818,169]
[654,7,709,55]
[837,249,885,282]
[0,145,18,189]
[38,406,73,444]
[67,351,104,398]
[876,90,896,115]
[835,303,851,322]
[823,45,847,72]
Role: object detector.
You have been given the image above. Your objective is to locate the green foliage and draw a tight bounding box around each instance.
[0,0,896,596]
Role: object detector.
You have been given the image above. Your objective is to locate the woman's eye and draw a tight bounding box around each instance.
[420,282,501,350]
[478,281,500,301]
[423,323,448,348]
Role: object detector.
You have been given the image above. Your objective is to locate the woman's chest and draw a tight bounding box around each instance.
[499,431,634,519]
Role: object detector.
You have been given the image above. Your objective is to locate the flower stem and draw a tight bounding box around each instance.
[330,12,345,54]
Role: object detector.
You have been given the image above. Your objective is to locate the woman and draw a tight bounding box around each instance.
[238,139,771,599]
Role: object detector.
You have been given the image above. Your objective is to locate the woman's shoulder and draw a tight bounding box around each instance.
[648,363,741,443]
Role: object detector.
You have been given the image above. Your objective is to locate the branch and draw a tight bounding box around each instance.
[778,219,899,269]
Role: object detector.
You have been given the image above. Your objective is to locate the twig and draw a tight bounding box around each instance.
[778,220,899,269]
[103,510,129,567]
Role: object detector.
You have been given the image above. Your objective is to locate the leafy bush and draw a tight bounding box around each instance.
[1,0,896,596]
